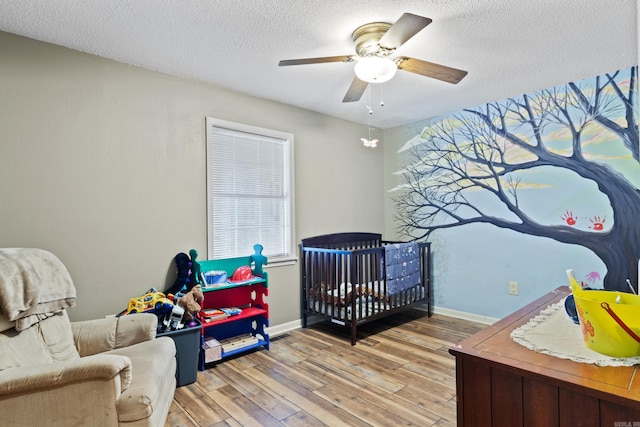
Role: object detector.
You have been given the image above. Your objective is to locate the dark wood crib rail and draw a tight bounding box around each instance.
[301,232,383,249]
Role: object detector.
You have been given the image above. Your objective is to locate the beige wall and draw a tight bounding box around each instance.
[382,122,427,241]
[0,32,385,326]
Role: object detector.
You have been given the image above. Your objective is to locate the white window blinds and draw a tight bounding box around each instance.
[206,118,294,261]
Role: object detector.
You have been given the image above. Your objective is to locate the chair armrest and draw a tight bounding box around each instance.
[0,354,131,396]
[71,313,158,357]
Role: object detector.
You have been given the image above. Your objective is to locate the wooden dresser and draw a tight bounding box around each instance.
[449,286,640,426]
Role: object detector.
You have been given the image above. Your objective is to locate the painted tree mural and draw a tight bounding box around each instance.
[395,66,639,291]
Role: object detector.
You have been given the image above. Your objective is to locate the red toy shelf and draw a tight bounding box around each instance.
[199,306,268,328]
[196,250,270,370]
[200,282,268,311]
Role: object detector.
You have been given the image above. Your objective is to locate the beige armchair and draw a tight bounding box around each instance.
[0,248,177,426]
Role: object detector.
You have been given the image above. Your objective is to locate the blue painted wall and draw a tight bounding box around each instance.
[387,66,640,319]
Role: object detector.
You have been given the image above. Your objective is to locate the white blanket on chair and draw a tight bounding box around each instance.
[0,248,76,331]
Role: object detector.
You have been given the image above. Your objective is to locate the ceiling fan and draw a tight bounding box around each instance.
[278,13,468,103]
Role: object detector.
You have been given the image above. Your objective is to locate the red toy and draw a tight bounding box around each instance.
[230,266,253,282]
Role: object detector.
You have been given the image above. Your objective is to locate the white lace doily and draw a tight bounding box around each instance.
[510,300,640,367]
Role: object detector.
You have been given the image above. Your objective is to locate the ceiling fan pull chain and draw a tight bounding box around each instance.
[360,85,378,148]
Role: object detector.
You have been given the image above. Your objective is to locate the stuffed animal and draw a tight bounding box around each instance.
[176,284,203,322]
[165,252,192,296]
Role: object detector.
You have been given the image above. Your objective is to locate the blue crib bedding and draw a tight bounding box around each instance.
[383,242,420,296]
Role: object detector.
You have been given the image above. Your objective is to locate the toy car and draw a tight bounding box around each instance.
[127,288,173,315]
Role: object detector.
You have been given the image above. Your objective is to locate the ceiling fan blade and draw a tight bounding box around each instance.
[342,76,369,102]
[396,57,468,84]
[279,55,355,66]
[379,13,432,50]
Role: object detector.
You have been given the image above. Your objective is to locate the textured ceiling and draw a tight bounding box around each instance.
[0,0,637,129]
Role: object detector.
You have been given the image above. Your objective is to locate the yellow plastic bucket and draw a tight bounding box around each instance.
[567,270,640,358]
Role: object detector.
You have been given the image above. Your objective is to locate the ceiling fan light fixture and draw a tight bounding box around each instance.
[354,56,397,83]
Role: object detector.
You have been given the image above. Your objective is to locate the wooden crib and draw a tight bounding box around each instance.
[300,232,431,345]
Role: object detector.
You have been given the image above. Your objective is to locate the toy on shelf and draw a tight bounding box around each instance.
[201,266,262,288]
[221,307,242,316]
[200,306,243,323]
[203,270,227,285]
[201,308,228,322]
[230,266,254,283]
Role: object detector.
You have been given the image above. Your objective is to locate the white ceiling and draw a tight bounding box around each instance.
[0,1,637,129]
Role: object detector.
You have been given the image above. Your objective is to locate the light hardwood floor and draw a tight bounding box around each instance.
[165,309,486,427]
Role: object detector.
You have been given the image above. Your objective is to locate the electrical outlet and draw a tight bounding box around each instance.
[509,281,519,295]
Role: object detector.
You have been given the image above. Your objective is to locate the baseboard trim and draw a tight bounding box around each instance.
[429,306,498,325]
[266,319,302,338]
[266,306,497,338]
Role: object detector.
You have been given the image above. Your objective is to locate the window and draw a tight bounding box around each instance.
[206,117,295,265]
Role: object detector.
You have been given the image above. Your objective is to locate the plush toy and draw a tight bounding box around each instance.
[176,284,203,322]
[165,252,192,296]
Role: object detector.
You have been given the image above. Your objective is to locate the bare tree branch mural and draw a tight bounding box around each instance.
[395,67,640,291]
[569,67,638,161]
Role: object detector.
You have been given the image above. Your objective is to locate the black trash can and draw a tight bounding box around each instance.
[157,318,201,387]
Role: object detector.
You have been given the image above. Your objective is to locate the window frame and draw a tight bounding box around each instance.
[205,117,296,267]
